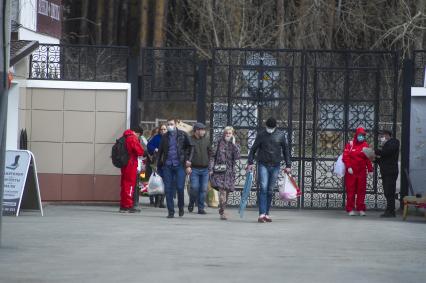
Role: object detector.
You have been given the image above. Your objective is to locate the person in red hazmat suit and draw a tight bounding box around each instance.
[342,127,373,216]
[120,126,144,213]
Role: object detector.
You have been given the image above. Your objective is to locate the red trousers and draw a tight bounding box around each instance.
[120,162,137,209]
[345,171,367,212]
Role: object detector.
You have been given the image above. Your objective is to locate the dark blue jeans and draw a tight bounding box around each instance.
[163,165,186,215]
[189,167,209,210]
[258,163,280,215]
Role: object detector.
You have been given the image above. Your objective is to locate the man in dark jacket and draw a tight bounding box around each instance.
[187,122,211,214]
[247,117,291,223]
[157,119,194,218]
[375,129,400,218]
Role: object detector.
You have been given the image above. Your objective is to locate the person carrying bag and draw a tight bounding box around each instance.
[209,126,240,220]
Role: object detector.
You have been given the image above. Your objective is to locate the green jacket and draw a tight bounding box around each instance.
[190,135,211,168]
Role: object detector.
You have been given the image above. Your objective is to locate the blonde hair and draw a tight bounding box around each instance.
[223,126,236,144]
[223,126,235,134]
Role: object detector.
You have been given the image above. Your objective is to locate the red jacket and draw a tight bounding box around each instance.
[123,129,144,167]
[342,127,373,173]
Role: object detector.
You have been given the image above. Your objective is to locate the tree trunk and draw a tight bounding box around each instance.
[79,0,90,44]
[415,0,426,50]
[232,2,241,47]
[96,0,104,45]
[140,0,149,47]
[118,0,129,45]
[276,0,285,48]
[107,0,115,44]
[153,0,168,47]
[326,0,336,49]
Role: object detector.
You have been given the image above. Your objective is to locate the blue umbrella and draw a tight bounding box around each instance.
[239,171,254,219]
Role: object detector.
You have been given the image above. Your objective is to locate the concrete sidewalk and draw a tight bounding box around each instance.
[1,204,425,283]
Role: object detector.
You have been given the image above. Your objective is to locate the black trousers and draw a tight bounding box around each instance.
[382,174,398,213]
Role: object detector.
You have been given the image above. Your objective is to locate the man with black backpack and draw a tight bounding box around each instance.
[112,126,144,213]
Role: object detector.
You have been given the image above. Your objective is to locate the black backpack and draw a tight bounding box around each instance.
[111,136,129,168]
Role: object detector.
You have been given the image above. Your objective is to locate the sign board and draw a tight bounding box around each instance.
[2,150,43,216]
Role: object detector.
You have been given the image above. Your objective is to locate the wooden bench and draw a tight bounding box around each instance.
[403,196,426,221]
[402,169,426,221]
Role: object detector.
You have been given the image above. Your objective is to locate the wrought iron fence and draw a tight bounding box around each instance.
[140,48,197,101]
[209,49,400,210]
[413,50,426,87]
[29,44,129,82]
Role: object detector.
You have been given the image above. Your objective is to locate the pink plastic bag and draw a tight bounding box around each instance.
[279,173,301,201]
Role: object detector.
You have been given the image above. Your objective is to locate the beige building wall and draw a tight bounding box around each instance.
[18,81,131,201]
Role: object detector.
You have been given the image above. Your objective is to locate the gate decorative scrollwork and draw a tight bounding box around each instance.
[211,49,399,209]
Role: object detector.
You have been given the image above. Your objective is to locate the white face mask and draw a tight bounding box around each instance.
[224,136,232,142]
[379,137,387,143]
[266,127,275,134]
[167,126,176,132]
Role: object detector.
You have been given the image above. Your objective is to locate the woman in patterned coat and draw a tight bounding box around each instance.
[209,126,240,220]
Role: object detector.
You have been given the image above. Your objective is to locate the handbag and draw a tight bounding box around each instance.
[212,141,227,173]
[213,164,227,173]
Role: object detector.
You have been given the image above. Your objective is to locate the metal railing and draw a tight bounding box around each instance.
[29,44,129,82]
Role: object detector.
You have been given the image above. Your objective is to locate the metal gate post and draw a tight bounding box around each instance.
[400,58,414,209]
[128,55,139,128]
[0,0,11,246]
[196,60,207,124]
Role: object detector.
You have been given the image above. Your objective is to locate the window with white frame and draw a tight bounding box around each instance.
[38,0,49,16]
[50,3,60,20]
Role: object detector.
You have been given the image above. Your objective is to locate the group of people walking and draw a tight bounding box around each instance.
[117,117,400,221]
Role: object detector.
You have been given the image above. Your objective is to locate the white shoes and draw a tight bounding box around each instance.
[348,210,366,216]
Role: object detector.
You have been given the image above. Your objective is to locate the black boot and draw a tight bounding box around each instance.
[149,196,155,206]
[159,195,165,208]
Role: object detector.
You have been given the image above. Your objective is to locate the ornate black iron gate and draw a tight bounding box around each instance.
[211,49,399,209]
[210,49,303,208]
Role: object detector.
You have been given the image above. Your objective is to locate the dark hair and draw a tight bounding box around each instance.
[265,117,277,128]
[131,125,144,134]
[378,129,392,137]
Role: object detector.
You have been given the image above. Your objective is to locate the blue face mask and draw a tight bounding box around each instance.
[357,135,365,142]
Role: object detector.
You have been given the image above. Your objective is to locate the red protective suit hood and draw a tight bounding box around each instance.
[123,129,135,137]
[353,127,366,144]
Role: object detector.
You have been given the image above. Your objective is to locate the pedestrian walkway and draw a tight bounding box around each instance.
[1,205,425,283]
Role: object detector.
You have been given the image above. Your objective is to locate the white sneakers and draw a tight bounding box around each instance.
[348,210,366,216]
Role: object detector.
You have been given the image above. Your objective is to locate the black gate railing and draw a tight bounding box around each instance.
[210,49,400,209]
[137,48,202,125]
[301,50,399,209]
[29,44,129,82]
[27,45,412,210]
[139,48,197,101]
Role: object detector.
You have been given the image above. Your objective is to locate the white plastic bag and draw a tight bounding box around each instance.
[147,172,164,195]
[333,155,346,178]
[137,156,147,173]
[278,174,298,201]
